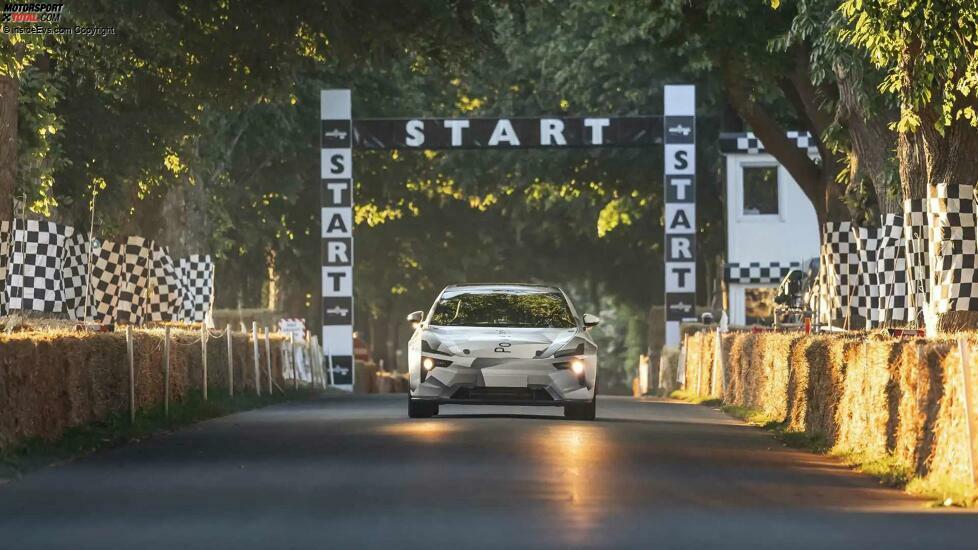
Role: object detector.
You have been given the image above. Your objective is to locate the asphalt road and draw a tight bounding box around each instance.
[0,394,975,549]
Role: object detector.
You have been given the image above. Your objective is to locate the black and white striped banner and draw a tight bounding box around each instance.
[663,85,696,346]
[321,90,355,389]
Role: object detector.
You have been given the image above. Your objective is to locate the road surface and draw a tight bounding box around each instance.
[0,395,975,549]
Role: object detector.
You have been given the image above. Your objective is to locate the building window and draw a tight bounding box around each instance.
[744,287,775,324]
[742,165,779,215]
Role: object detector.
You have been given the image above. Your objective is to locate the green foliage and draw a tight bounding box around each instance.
[839,0,978,131]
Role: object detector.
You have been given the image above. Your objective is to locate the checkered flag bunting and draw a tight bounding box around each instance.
[724,261,802,284]
[3,219,71,314]
[877,214,912,325]
[178,254,214,323]
[718,131,820,157]
[903,199,930,324]
[145,245,185,322]
[927,183,978,314]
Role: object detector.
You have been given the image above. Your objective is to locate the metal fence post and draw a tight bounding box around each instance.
[201,324,208,401]
[126,325,135,423]
[164,326,171,418]
[958,338,978,486]
[264,327,273,395]
[252,322,261,397]
[227,324,234,398]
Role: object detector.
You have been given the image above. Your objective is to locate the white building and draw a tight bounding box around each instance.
[719,132,821,325]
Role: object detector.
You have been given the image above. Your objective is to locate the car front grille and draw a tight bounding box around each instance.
[450,387,554,402]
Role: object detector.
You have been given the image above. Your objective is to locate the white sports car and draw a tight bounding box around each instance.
[406,284,599,420]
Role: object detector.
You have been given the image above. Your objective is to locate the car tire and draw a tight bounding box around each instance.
[564,398,596,421]
[408,398,438,418]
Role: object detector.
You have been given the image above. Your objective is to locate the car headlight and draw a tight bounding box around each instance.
[420,355,452,382]
[570,359,585,375]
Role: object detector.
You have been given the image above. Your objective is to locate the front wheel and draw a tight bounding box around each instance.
[564,399,596,421]
[408,398,439,418]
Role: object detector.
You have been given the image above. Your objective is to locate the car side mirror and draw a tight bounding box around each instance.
[406,311,425,325]
[582,313,600,328]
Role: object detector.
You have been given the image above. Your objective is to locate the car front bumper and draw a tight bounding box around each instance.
[410,357,596,404]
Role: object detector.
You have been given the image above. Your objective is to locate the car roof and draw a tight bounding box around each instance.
[442,283,563,294]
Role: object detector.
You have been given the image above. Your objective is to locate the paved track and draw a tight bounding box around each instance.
[0,394,975,549]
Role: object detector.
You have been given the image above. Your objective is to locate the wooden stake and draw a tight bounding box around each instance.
[290,334,298,391]
[164,326,171,418]
[126,325,135,423]
[226,325,234,398]
[264,327,273,395]
[252,322,261,397]
[201,324,208,401]
[958,338,978,487]
[305,330,314,389]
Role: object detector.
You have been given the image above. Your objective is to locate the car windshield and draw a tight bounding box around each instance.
[429,290,576,328]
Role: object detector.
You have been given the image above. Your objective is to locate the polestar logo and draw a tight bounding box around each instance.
[668,124,691,136]
[326,305,349,317]
[324,129,348,140]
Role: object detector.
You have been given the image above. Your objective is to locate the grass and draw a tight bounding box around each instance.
[669,389,723,407]
[0,388,318,481]
[669,389,978,507]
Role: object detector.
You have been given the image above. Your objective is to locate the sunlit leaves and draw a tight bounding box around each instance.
[839,0,978,130]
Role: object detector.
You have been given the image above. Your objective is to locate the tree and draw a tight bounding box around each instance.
[839,0,978,332]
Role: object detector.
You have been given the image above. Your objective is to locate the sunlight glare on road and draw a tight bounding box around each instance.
[532,423,610,540]
[375,420,459,443]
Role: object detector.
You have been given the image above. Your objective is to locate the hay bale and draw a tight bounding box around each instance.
[833,338,895,459]
[926,340,972,484]
[0,327,292,450]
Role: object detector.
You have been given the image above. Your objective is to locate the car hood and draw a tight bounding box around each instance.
[422,326,579,359]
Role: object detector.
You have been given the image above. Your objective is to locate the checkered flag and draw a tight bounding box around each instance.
[853,226,883,327]
[145,245,185,322]
[820,222,860,323]
[928,183,978,314]
[0,220,10,317]
[878,214,911,325]
[903,199,930,324]
[178,254,214,323]
[3,219,71,314]
[89,240,123,324]
[115,236,152,325]
[61,232,98,321]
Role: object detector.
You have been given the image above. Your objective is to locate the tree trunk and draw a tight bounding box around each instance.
[835,63,900,216]
[0,74,17,220]
[266,247,280,311]
[922,114,978,333]
[158,176,211,256]
[899,130,928,201]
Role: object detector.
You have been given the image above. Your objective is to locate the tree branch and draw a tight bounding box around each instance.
[722,63,824,208]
